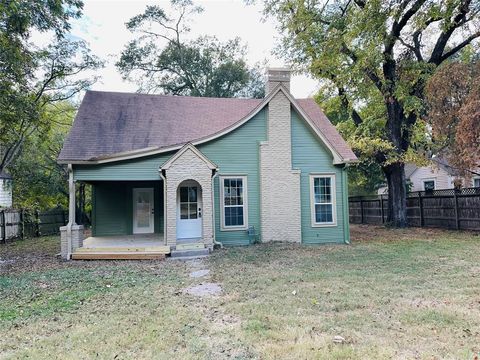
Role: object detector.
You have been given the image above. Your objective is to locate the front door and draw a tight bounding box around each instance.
[177,183,202,239]
[133,188,154,234]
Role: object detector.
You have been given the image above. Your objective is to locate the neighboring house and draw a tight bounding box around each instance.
[378,159,480,194]
[0,171,12,208]
[58,68,357,260]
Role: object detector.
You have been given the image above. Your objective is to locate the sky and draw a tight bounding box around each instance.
[66,0,319,98]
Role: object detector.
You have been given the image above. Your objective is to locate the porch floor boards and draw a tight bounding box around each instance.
[72,234,169,260]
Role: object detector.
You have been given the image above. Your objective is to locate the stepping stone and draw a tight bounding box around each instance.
[189,269,210,278]
[184,283,222,297]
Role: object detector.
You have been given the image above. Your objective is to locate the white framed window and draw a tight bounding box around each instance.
[473,177,480,188]
[310,174,337,227]
[423,179,436,192]
[220,175,248,231]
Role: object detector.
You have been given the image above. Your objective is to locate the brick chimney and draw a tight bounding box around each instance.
[265,67,291,94]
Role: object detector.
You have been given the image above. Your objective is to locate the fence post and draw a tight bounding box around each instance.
[418,192,424,227]
[360,199,364,224]
[35,210,40,237]
[1,210,5,244]
[380,195,385,224]
[453,190,460,230]
[20,209,24,240]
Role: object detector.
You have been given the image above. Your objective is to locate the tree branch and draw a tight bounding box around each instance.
[440,31,480,62]
[429,0,472,64]
[384,0,427,55]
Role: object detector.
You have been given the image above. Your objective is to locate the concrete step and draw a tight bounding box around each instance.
[170,247,210,259]
[176,243,205,250]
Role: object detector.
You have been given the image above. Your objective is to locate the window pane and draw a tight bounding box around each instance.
[180,204,188,219]
[224,206,244,226]
[188,187,197,202]
[475,179,480,188]
[180,187,188,202]
[225,207,232,226]
[189,203,197,219]
[314,177,332,204]
[424,181,435,191]
[315,204,333,223]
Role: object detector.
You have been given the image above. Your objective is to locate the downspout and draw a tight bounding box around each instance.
[66,164,76,259]
[211,170,223,249]
[159,169,167,246]
[342,164,351,244]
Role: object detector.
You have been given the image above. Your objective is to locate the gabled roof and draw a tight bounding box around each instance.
[161,143,217,170]
[58,87,357,164]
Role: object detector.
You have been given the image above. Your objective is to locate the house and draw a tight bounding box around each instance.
[58,68,357,260]
[377,159,480,194]
[0,171,12,208]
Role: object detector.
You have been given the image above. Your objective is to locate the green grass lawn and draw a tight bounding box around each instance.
[0,225,479,359]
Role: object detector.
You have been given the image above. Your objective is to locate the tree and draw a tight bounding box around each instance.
[117,0,265,98]
[10,102,74,209]
[262,0,480,226]
[0,0,102,174]
[425,60,480,177]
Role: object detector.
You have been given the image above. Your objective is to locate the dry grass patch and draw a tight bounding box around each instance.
[0,225,479,359]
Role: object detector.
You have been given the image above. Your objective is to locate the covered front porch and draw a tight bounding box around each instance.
[62,144,217,259]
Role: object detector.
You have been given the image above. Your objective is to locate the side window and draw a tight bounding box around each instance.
[311,174,336,226]
[220,176,248,230]
[423,180,435,192]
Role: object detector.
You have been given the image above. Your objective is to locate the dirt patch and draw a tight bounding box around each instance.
[184,282,222,297]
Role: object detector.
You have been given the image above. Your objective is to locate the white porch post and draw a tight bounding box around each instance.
[66,164,76,259]
[60,164,84,260]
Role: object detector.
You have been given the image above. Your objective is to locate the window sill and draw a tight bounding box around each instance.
[220,226,248,232]
[311,223,337,228]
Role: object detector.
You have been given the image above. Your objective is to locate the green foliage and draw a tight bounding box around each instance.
[117,1,265,98]
[9,102,74,209]
[0,0,102,174]
[262,0,480,211]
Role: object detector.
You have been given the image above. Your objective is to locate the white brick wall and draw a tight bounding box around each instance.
[163,148,214,248]
[0,179,12,208]
[60,224,84,259]
[260,90,302,242]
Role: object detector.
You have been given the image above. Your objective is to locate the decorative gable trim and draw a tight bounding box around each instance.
[160,143,218,170]
[61,85,352,165]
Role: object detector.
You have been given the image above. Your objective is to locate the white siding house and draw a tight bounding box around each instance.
[0,171,12,208]
[378,160,480,194]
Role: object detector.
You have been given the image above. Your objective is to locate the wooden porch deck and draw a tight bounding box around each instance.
[72,234,170,260]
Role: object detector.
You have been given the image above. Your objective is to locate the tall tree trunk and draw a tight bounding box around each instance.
[383,162,407,227]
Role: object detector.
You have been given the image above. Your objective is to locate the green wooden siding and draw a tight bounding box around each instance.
[291,110,348,244]
[74,154,171,181]
[198,108,267,246]
[92,181,163,237]
[75,106,350,245]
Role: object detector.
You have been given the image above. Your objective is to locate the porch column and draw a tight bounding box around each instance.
[60,165,84,259]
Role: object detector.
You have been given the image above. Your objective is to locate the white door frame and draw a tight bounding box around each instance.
[176,180,203,240]
[133,187,154,234]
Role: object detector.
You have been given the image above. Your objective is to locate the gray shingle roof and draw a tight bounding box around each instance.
[58,90,356,162]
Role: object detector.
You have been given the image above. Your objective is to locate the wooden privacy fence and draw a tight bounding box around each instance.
[349,187,480,230]
[0,208,68,243]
